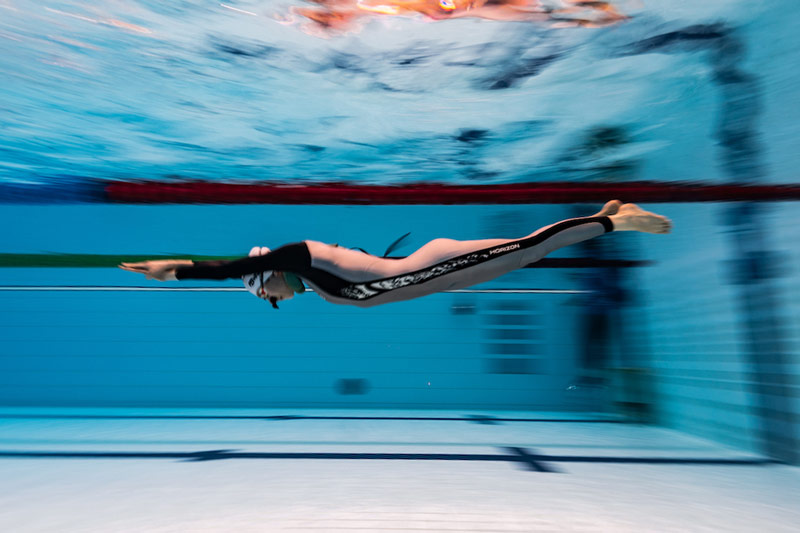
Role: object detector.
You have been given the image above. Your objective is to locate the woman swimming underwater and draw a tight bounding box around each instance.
[120,202,671,309]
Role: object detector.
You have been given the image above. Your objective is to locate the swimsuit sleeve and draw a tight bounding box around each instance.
[174,242,312,280]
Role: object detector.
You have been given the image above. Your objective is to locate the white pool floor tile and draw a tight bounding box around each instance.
[0,408,798,532]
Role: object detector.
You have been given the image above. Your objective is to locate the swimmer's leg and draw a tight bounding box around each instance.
[517,202,670,266]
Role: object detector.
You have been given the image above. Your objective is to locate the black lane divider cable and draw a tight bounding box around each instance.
[0,448,780,473]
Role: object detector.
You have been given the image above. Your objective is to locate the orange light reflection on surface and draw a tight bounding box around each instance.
[288,0,629,34]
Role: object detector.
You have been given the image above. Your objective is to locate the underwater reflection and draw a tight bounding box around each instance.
[287,0,629,35]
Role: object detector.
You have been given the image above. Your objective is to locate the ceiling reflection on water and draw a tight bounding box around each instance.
[0,0,791,184]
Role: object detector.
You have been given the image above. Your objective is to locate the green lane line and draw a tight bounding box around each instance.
[0,254,238,268]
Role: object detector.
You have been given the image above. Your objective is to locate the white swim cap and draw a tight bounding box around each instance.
[242,246,272,299]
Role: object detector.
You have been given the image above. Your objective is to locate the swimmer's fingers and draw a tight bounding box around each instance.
[119,262,151,274]
[119,262,163,280]
[119,263,157,281]
[120,260,183,281]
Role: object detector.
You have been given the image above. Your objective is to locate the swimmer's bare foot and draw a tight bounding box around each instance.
[593,199,623,217]
[609,203,672,234]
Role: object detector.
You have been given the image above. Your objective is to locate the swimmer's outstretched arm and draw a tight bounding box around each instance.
[119,242,312,281]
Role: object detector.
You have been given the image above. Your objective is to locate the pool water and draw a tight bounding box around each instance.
[0,1,798,530]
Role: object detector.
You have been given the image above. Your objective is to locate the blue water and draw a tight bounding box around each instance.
[0,0,798,464]
[0,0,797,184]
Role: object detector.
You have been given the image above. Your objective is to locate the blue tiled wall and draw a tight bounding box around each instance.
[628,203,799,456]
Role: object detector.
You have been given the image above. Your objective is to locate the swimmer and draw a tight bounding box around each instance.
[291,0,628,32]
[120,202,670,309]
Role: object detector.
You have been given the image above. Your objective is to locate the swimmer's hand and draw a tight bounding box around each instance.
[119,260,193,281]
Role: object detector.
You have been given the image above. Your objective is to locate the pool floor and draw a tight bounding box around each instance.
[1,408,798,532]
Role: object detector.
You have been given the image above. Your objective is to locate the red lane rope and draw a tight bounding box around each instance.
[105,180,800,204]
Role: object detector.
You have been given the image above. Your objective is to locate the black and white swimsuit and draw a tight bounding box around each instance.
[176,215,614,307]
